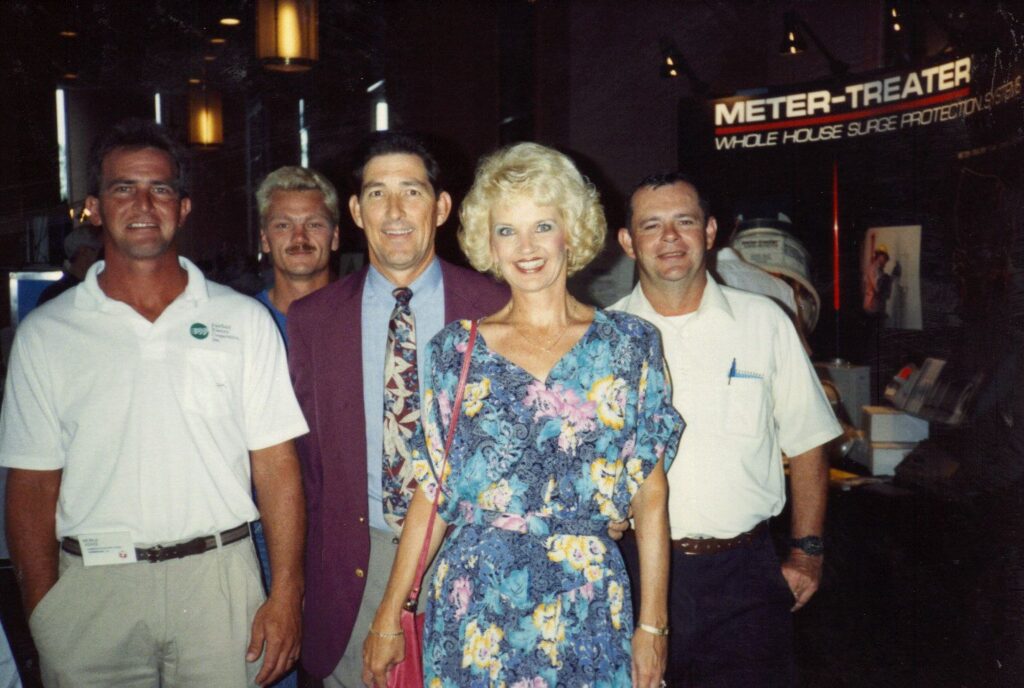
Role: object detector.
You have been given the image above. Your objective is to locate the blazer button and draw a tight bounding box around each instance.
[355,568,365,578]
[358,516,366,524]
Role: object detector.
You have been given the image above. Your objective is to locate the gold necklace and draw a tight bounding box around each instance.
[513,318,571,353]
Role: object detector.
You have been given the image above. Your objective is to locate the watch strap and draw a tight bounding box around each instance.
[788,535,825,556]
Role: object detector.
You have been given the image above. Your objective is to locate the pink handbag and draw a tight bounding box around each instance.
[388,610,424,688]
[388,321,478,688]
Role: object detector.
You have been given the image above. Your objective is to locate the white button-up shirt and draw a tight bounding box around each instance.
[610,274,840,539]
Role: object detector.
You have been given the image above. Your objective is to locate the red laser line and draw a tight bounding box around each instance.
[833,160,840,311]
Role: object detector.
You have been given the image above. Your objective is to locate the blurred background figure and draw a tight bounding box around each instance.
[713,244,798,317]
[36,226,102,306]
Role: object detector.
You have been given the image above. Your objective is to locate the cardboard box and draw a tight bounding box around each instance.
[854,442,916,476]
[862,405,929,443]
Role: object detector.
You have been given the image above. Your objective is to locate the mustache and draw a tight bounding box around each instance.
[284,243,316,254]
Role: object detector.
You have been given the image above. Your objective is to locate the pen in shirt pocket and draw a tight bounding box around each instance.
[728,359,763,382]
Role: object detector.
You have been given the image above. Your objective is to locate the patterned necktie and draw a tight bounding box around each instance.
[382,287,423,533]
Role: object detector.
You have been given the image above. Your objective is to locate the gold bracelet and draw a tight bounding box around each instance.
[368,628,405,639]
[636,622,670,636]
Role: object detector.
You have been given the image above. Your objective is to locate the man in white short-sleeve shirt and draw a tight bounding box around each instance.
[0,119,308,688]
[610,172,841,687]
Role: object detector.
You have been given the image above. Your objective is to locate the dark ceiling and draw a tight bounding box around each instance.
[5,1,1018,116]
[2,0,383,98]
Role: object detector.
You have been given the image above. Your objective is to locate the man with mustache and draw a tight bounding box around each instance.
[286,132,508,686]
[611,172,841,687]
[253,165,341,688]
[1,119,308,687]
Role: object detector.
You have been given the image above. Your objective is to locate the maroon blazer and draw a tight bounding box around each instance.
[287,259,509,678]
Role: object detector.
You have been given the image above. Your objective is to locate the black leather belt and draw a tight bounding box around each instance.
[672,521,768,556]
[61,524,250,564]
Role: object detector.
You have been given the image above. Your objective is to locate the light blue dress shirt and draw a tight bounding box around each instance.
[256,289,288,345]
[362,259,445,532]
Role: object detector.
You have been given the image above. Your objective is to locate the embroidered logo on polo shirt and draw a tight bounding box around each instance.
[190,323,210,339]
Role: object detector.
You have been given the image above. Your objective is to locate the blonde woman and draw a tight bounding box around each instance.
[364,143,682,688]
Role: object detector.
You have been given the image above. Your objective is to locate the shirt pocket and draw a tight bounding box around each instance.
[723,374,769,438]
[183,348,234,417]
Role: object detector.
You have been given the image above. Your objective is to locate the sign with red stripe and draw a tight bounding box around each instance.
[711,56,1021,150]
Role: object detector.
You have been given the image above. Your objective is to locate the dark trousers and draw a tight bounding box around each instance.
[621,529,796,688]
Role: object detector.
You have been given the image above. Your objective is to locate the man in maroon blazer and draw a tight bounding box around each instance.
[287,133,508,685]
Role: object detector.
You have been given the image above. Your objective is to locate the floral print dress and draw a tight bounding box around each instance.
[413,310,683,688]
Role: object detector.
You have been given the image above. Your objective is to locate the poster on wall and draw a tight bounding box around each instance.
[862,226,922,330]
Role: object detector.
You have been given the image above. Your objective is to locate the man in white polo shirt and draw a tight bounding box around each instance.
[0,119,308,687]
[611,172,841,687]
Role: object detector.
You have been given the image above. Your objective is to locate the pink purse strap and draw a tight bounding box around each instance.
[405,320,478,609]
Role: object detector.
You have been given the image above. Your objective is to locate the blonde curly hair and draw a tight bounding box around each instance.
[458,143,606,279]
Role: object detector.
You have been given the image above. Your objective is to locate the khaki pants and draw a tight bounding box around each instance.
[325,528,438,688]
[29,536,266,688]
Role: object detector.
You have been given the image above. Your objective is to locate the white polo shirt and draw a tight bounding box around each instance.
[610,274,840,539]
[0,258,309,544]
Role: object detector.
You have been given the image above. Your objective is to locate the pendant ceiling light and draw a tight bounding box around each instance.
[189,88,224,146]
[256,0,319,72]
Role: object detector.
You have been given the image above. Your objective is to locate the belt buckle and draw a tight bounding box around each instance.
[144,542,188,563]
[138,530,233,564]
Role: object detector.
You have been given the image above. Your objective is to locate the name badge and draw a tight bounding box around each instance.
[78,532,138,567]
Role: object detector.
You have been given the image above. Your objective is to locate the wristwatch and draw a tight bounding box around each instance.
[788,535,825,556]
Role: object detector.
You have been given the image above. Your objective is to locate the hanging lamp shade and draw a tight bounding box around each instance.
[189,89,224,146]
[256,0,318,72]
